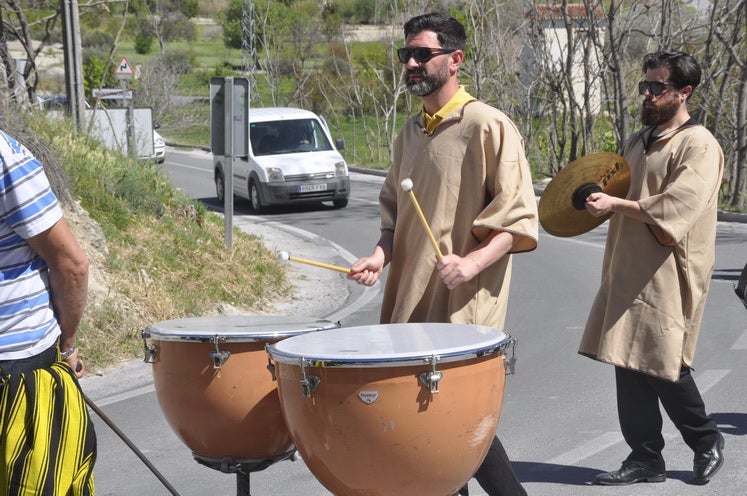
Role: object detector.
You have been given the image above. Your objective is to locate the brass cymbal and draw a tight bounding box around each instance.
[538,152,631,237]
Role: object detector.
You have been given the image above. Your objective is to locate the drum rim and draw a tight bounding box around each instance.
[268,339,513,368]
[267,323,513,368]
[142,315,340,342]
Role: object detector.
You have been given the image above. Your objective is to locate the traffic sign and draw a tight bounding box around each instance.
[92,88,133,100]
[210,77,249,156]
[114,57,135,79]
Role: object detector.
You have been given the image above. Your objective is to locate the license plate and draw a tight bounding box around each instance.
[297,183,327,193]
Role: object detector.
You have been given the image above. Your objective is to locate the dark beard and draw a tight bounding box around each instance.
[641,98,680,127]
[406,70,447,97]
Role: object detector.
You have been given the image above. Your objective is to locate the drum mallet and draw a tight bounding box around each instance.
[400,178,444,261]
[277,251,352,274]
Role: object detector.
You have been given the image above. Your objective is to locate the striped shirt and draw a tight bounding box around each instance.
[0,130,62,359]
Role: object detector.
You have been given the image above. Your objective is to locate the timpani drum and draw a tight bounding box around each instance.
[266,322,516,496]
[142,315,339,472]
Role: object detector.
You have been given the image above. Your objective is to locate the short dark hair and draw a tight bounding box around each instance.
[642,51,702,93]
[403,13,467,53]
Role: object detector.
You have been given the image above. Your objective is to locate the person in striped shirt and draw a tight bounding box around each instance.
[0,128,95,495]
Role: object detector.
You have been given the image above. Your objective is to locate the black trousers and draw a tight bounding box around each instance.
[458,436,527,496]
[615,365,719,470]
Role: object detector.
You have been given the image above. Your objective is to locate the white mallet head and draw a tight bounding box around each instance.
[277,251,290,262]
[400,178,414,192]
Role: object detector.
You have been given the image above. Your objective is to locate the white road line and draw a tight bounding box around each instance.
[732,328,747,350]
[92,384,156,408]
[546,432,623,466]
[694,369,730,394]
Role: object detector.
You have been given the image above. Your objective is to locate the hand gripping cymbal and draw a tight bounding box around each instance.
[538,152,631,237]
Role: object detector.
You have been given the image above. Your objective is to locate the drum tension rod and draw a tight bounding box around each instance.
[419,355,443,394]
[299,358,320,398]
[504,338,518,376]
[209,334,231,370]
[265,347,277,381]
[140,330,157,363]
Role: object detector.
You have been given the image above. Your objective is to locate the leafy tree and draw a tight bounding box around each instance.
[82,53,117,98]
[134,31,154,54]
[220,0,244,49]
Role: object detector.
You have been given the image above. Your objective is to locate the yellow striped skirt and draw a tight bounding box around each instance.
[0,361,96,495]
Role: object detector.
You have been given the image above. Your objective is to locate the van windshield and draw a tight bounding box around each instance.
[250,118,334,156]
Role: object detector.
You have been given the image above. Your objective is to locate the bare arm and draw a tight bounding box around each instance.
[26,218,89,377]
[585,192,656,224]
[349,229,394,286]
[437,230,516,290]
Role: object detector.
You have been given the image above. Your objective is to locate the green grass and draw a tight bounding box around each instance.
[116,22,244,71]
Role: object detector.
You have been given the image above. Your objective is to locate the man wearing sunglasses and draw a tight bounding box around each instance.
[580,51,725,486]
[350,12,538,496]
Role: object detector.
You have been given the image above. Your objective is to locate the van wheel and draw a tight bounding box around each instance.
[215,170,225,203]
[249,179,264,213]
[333,198,348,209]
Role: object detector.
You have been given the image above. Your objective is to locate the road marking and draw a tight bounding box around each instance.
[93,384,155,408]
[168,163,207,173]
[545,431,685,468]
[732,328,747,350]
[546,432,623,466]
[694,369,729,394]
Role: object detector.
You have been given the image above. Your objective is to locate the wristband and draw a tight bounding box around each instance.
[60,346,77,360]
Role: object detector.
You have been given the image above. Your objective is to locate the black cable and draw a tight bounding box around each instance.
[82,392,182,496]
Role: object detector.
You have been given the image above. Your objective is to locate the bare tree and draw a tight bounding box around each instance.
[699,0,747,209]
[522,2,608,172]
[0,0,61,105]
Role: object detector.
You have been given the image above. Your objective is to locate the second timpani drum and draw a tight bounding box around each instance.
[142,315,339,471]
[267,322,516,496]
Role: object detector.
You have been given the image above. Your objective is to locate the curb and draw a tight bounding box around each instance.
[718,210,747,223]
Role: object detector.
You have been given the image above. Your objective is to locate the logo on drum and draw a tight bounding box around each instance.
[358,390,379,404]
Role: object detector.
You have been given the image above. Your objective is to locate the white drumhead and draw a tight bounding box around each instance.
[268,322,510,366]
[143,315,339,342]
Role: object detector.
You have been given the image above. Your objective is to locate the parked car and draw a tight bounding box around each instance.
[213,107,350,212]
[36,94,92,111]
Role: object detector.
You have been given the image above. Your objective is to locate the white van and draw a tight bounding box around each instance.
[213,107,350,212]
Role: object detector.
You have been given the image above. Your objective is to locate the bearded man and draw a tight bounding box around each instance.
[580,51,725,486]
[350,12,538,496]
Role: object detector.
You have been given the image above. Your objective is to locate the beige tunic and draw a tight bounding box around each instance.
[579,124,724,381]
[379,100,538,328]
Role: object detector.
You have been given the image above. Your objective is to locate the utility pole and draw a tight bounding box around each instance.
[61,0,85,129]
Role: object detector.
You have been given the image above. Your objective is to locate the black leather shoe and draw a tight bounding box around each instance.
[693,432,725,484]
[594,461,666,486]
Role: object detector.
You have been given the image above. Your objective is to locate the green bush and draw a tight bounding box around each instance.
[134,32,153,55]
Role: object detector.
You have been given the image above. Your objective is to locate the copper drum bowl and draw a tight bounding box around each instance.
[267,322,516,496]
[142,315,339,470]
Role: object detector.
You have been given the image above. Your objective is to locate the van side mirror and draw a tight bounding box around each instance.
[335,138,345,151]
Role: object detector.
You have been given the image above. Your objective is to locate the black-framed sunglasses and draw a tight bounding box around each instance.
[397,47,456,64]
[638,81,676,96]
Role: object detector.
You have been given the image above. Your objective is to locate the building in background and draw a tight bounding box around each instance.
[520,3,606,115]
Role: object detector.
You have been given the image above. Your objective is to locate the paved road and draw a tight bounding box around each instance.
[81,148,747,495]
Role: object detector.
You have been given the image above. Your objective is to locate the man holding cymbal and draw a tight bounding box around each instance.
[350,12,538,496]
[580,51,725,486]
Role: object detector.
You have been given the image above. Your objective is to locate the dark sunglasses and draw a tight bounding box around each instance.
[397,47,456,64]
[638,81,676,96]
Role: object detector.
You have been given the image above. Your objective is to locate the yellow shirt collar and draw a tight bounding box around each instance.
[422,86,475,135]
